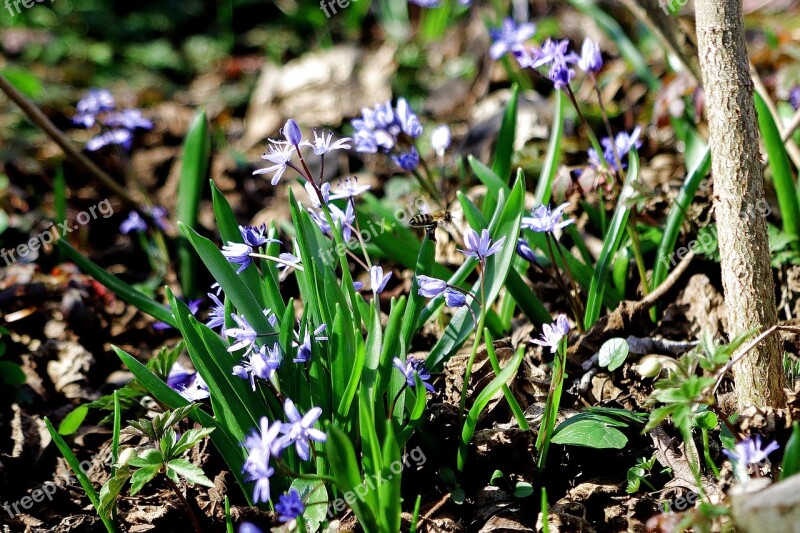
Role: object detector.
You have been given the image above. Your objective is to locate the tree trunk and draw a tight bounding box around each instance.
[694,0,786,408]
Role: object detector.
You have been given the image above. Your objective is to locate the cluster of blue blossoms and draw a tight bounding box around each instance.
[73,88,152,151]
[350,98,424,172]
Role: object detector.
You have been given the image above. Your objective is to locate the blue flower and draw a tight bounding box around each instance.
[239,224,269,248]
[282,119,303,146]
[370,265,392,294]
[532,314,570,353]
[588,126,642,171]
[167,361,209,402]
[310,203,355,241]
[73,89,115,127]
[120,211,147,234]
[242,417,283,503]
[222,242,255,273]
[277,252,302,274]
[329,177,371,201]
[351,98,422,153]
[277,399,327,461]
[530,38,579,69]
[396,97,423,138]
[104,109,153,130]
[443,287,467,308]
[233,343,282,391]
[85,129,133,151]
[275,489,305,523]
[458,228,506,262]
[578,38,603,74]
[300,130,351,156]
[392,148,420,172]
[417,275,447,298]
[73,89,151,152]
[431,125,451,157]
[238,523,263,533]
[226,313,262,354]
[724,435,779,468]
[521,203,575,233]
[253,142,296,185]
[393,357,435,392]
[292,324,327,363]
[489,18,537,66]
[548,62,575,90]
[517,238,537,262]
[206,292,226,331]
[304,181,330,208]
[148,206,169,231]
[791,86,800,111]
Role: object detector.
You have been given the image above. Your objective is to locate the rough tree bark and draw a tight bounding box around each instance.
[694,0,786,408]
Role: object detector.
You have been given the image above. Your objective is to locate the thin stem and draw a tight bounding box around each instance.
[349,198,373,271]
[389,383,409,420]
[591,74,624,183]
[164,476,203,533]
[412,169,440,200]
[249,252,305,271]
[627,222,651,296]
[549,234,586,326]
[459,269,487,421]
[544,234,583,331]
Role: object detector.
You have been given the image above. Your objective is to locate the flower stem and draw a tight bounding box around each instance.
[164,476,203,533]
[459,269,487,421]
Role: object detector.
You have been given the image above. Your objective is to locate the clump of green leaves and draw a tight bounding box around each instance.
[99,405,214,529]
[626,455,659,494]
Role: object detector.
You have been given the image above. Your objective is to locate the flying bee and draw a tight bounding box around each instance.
[409,210,452,241]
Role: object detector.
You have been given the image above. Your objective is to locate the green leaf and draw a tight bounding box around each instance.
[651,145,710,295]
[167,459,215,487]
[0,361,26,385]
[129,448,164,467]
[113,346,252,504]
[551,418,628,449]
[177,110,210,298]
[535,89,563,205]
[58,240,176,328]
[43,417,116,532]
[755,92,800,242]
[458,347,524,470]
[781,422,800,480]
[130,465,161,496]
[492,84,519,186]
[173,427,216,457]
[58,405,89,436]
[179,224,274,334]
[427,173,526,371]
[99,467,131,519]
[325,424,380,530]
[290,478,328,531]
[598,338,629,372]
[514,482,534,498]
[584,150,640,328]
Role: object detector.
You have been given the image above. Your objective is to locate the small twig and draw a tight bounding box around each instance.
[781,107,800,142]
[0,73,144,207]
[633,249,695,314]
